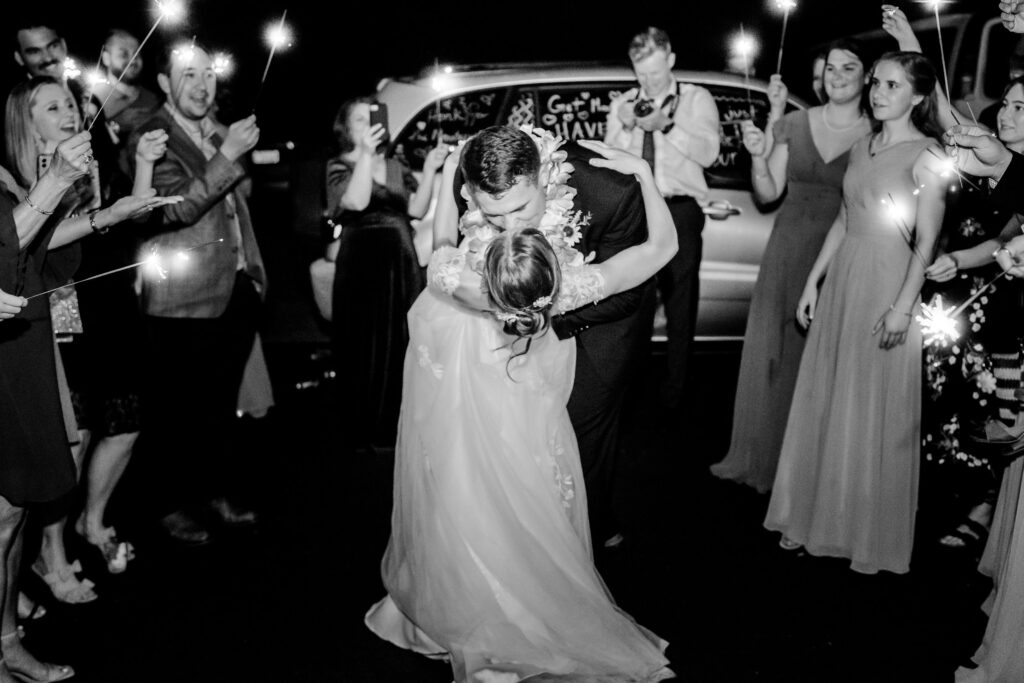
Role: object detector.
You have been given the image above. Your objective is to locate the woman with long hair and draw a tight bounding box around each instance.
[5,76,172,607]
[763,52,948,574]
[711,39,872,492]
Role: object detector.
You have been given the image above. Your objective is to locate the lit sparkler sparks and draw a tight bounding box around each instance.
[882,193,929,267]
[26,238,222,301]
[253,10,294,113]
[731,27,759,118]
[917,271,1009,347]
[917,294,960,346]
[63,58,81,81]
[88,0,186,131]
[212,52,234,78]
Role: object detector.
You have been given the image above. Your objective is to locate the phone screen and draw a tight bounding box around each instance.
[369,102,390,152]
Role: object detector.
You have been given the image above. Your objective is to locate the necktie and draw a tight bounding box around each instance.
[642,129,655,170]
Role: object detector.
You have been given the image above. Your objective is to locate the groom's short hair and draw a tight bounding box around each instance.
[461,126,541,196]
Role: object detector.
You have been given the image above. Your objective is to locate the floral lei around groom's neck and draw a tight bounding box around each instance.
[458,125,595,272]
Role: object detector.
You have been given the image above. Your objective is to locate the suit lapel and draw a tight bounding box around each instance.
[160,109,210,174]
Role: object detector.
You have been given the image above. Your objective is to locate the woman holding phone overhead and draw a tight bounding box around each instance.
[326,96,449,452]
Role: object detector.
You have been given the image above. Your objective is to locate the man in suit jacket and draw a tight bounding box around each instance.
[130,42,263,544]
[456,125,656,549]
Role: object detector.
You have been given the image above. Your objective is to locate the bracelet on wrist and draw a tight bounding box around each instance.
[88,208,108,235]
[948,253,960,270]
[889,304,913,317]
[23,194,53,215]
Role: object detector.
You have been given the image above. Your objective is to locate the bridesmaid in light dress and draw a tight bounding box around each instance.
[763,52,947,574]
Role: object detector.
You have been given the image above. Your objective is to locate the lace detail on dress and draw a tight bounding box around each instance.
[556,264,606,312]
[417,345,443,379]
[427,246,465,296]
[538,436,575,510]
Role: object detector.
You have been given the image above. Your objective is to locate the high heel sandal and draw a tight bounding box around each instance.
[16,593,45,623]
[30,561,97,605]
[0,632,74,682]
[74,521,135,574]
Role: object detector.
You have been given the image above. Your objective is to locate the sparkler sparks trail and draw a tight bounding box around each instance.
[87,0,186,131]
[26,239,223,301]
[253,10,293,113]
[917,271,1010,348]
[882,193,928,267]
[773,0,797,75]
[212,52,234,78]
[732,27,758,118]
[916,0,956,120]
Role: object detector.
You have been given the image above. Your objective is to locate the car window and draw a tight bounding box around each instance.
[504,84,631,141]
[703,83,777,191]
[393,89,507,170]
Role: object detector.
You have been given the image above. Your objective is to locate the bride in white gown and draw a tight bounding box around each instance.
[365,130,678,682]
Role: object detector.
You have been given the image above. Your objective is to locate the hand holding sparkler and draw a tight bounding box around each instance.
[0,288,27,321]
[220,116,260,162]
[882,6,919,50]
[741,120,769,158]
[999,0,1024,33]
[995,234,1024,277]
[135,129,169,163]
[944,124,1013,179]
[924,252,960,282]
[766,75,788,119]
[49,131,94,185]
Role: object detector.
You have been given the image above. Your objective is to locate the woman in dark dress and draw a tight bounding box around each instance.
[0,134,90,683]
[327,96,448,451]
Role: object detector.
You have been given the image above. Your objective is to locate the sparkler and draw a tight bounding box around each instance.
[212,52,234,79]
[731,27,759,119]
[253,10,293,113]
[62,58,81,81]
[431,62,453,144]
[883,193,929,267]
[88,0,186,131]
[26,238,222,301]
[916,0,956,118]
[917,271,1009,347]
[773,0,797,75]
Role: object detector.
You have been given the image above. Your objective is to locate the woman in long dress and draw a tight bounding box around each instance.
[763,52,948,574]
[366,135,677,682]
[711,40,871,492]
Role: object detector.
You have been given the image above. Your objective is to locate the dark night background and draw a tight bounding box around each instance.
[7,0,997,150]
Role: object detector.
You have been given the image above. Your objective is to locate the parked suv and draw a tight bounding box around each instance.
[374,63,806,342]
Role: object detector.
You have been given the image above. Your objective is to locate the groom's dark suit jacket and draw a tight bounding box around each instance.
[455,140,655,542]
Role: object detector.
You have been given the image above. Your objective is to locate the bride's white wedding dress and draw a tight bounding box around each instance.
[365,240,673,682]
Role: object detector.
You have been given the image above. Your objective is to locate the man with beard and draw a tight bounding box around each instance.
[129,42,264,544]
[90,29,161,145]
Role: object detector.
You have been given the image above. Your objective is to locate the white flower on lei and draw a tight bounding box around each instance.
[458,125,594,269]
[975,370,997,394]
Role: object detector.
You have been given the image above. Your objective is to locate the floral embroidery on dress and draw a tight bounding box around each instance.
[427,246,465,296]
[547,436,575,509]
[417,345,443,379]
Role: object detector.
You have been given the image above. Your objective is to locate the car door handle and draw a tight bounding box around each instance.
[703,200,741,220]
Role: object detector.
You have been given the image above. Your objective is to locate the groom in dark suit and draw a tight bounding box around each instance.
[456,126,656,549]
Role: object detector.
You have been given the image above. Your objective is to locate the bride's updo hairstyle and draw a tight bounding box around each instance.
[484,228,561,339]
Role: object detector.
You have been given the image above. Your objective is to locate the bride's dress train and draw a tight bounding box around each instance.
[366,253,672,681]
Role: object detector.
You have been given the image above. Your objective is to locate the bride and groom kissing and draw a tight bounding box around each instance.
[366,124,679,682]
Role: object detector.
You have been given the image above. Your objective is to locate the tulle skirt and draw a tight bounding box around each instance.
[366,288,672,682]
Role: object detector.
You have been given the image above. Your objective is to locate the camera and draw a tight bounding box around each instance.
[633,98,655,118]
